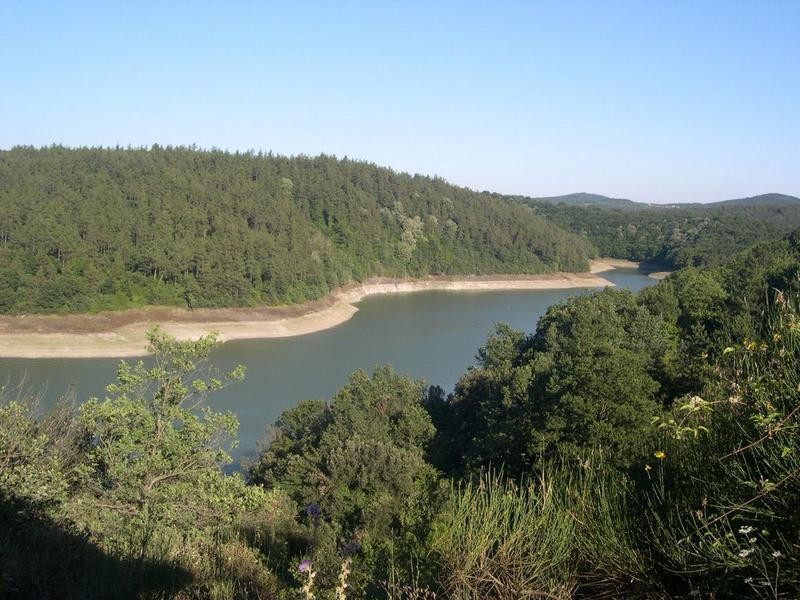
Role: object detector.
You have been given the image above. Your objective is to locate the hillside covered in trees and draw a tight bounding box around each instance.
[529,192,645,209]
[529,200,800,268]
[0,146,595,314]
[4,146,796,315]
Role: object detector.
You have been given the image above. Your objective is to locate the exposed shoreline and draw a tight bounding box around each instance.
[589,258,641,273]
[647,271,673,280]
[0,268,620,359]
[591,258,673,280]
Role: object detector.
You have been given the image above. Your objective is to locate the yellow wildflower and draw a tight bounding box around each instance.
[654,450,667,460]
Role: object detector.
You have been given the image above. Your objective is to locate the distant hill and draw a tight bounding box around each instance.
[531,192,646,209]
[532,193,800,270]
[529,191,800,209]
[706,193,800,207]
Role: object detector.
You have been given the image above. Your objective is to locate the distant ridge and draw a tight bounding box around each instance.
[531,192,646,209]
[706,193,800,207]
[530,191,800,209]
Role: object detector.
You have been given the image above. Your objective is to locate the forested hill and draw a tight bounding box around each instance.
[705,192,800,207]
[530,192,645,209]
[529,200,800,268]
[0,146,594,314]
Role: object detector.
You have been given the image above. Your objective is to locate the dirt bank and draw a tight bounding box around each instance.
[0,272,615,358]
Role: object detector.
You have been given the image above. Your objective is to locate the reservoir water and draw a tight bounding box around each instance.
[0,268,655,465]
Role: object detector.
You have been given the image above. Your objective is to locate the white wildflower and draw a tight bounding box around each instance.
[772,551,784,559]
[738,549,753,558]
[738,525,754,535]
[687,395,705,408]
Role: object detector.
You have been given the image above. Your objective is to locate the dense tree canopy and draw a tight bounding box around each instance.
[248,367,441,596]
[0,146,594,313]
[527,200,800,268]
[430,289,670,474]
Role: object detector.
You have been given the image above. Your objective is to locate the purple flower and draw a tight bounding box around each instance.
[305,502,321,519]
[298,559,312,573]
[341,541,361,557]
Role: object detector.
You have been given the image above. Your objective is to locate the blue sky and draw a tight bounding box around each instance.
[1,1,798,203]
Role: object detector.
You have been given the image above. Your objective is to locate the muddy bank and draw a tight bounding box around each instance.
[0,272,615,358]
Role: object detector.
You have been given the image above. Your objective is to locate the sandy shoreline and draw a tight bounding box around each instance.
[647,271,673,280]
[589,258,641,273]
[0,269,619,358]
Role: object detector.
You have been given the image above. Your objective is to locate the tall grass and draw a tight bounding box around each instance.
[429,466,654,599]
[640,292,800,597]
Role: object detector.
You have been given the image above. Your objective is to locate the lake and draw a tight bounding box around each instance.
[0,268,655,465]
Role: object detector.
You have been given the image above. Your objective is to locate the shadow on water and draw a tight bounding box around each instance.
[0,492,191,600]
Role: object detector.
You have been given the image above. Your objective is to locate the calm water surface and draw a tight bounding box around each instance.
[0,269,654,464]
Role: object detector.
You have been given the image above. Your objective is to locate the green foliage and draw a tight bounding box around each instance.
[636,239,800,392]
[524,290,668,464]
[250,399,332,502]
[249,366,443,596]
[638,292,800,597]
[251,367,436,532]
[0,146,595,314]
[427,241,800,596]
[428,323,533,474]
[0,398,71,512]
[436,289,670,474]
[528,200,800,269]
[3,227,800,598]
[76,330,244,507]
[0,330,289,599]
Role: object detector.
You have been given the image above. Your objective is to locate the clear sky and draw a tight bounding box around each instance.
[1,1,798,203]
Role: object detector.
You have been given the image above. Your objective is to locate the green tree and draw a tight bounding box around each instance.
[442,289,670,474]
[70,330,282,597]
[249,366,442,595]
[0,331,289,598]
[251,366,437,536]
[76,330,245,510]
[526,290,668,466]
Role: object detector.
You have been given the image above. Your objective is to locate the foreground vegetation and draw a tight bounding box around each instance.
[0,146,594,314]
[2,232,799,598]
